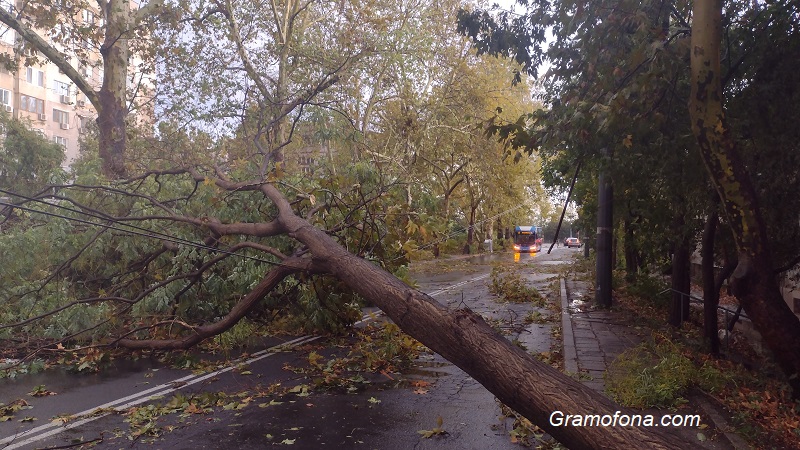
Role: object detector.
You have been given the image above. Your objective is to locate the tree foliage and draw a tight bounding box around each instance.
[0,113,65,198]
[459,0,800,395]
[0,0,738,446]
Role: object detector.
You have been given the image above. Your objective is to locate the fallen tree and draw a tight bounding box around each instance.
[96,168,693,449]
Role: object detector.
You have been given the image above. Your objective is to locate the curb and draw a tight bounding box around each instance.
[695,394,753,450]
[561,278,579,374]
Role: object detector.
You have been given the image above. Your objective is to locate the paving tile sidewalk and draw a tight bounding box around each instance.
[560,278,643,392]
[559,277,748,450]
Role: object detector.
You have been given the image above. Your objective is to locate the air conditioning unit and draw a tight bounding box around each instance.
[60,123,69,130]
[3,105,11,112]
[37,113,46,121]
[59,95,71,104]
[76,99,85,107]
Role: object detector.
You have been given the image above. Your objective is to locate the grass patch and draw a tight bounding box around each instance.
[605,332,729,408]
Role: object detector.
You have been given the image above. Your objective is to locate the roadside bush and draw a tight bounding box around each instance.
[605,333,727,408]
[624,274,670,306]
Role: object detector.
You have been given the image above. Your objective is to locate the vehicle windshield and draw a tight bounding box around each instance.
[515,233,538,245]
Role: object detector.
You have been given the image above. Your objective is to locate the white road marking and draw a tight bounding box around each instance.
[1,273,489,449]
[427,273,489,297]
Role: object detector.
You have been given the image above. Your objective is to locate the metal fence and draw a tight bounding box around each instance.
[657,288,748,348]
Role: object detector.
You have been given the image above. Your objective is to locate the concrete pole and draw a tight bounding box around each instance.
[595,168,613,308]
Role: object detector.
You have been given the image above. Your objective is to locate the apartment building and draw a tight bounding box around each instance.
[0,60,95,165]
[0,2,125,166]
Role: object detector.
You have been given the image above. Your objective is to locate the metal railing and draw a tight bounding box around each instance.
[657,288,748,348]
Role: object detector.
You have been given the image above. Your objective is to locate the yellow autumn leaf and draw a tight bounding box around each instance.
[715,119,726,134]
[622,134,633,148]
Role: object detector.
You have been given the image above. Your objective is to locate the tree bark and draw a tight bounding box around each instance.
[690,0,800,396]
[668,238,691,327]
[701,209,720,355]
[623,217,639,281]
[266,184,694,449]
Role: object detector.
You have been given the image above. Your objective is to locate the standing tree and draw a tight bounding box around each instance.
[688,0,800,396]
[0,0,712,447]
[0,0,165,178]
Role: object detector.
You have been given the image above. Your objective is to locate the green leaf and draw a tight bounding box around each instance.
[696,432,707,442]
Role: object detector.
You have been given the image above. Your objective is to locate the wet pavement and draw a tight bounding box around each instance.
[561,278,644,392]
[1,249,571,449]
[4,247,742,449]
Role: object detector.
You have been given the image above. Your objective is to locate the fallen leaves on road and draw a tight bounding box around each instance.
[418,416,446,438]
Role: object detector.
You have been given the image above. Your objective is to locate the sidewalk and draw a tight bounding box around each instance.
[559,277,750,450]
[559,278,643,391]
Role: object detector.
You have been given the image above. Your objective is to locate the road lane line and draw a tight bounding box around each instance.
[2,272,489,448]
[428,273,489,297]
[0,334,325,449]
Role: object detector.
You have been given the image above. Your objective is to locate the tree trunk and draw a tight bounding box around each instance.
[669,239,691,327]
[465,205,476,254]
[701,210,720,355]
[266,184,694,449]
[690,0,800,397]
[96,0,135,179]
[624,218,639,281]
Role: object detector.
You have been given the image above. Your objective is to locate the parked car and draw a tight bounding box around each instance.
[565,237,581,248]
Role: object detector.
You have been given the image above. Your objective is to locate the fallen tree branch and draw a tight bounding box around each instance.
[115,255,315,350]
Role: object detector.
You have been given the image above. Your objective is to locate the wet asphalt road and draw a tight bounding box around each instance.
[0,248,577,449]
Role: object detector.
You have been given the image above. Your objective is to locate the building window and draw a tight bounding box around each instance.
[26,68,44,87]
[53,136,67,148]
[0,25,14,46]
[53,108,69,124]
[0,88,10,107]
[20,95,45,114]
[81,9,94,24]
[54,80,70,96]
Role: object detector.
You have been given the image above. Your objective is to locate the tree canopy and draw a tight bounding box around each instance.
[1,0,799,446]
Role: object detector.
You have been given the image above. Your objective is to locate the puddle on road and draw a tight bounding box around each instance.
[401,367,450,379]
[538,260,570,265]
[398,359,451,382]
[570,292,588,313]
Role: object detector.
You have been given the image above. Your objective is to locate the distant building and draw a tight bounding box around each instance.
[0,1,151,166]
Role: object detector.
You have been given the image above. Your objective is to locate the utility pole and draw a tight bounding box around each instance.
[595,151,613,308]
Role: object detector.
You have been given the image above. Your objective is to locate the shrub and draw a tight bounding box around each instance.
[605,333,726,408]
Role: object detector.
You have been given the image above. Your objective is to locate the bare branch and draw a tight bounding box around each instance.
[0,8,98,108]
[132,0,164,26]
